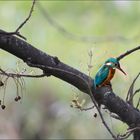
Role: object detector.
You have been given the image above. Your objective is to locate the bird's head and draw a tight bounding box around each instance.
[105,58,126,75]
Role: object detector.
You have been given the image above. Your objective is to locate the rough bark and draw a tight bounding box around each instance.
[0,29,140,139]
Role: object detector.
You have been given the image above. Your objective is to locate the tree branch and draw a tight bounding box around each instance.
[0,0,36,40]
[117,46,140,61]
[0,29,140,139]
[37,2,129,43]
[126,73,140,105]
[15,0,36,33]
[0,68,46,78]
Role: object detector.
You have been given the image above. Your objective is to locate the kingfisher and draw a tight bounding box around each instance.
[94,57,126,88]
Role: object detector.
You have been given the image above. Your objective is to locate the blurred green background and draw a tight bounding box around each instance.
[0,1,140,139]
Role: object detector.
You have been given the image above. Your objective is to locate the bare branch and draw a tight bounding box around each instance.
[0,0,36,40]
[89,89,117,139]
[15,0,36,33]
[126,73,140,106]
[118,127,140,140]
[128,127,140,134]
[37,2,129,43]
[117,131,132,140]
[28,59,117,139]
[0,68,45,78]
[80,105,94,111]
[134,89,140,97]
[117,46,140,61]
[129,88,140,107]
[136,97,140,109]
[0,32,140,139]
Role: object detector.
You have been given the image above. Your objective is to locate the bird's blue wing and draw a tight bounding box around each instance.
[94,65,109,87]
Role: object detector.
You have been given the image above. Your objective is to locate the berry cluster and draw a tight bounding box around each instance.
[14,96,21,102]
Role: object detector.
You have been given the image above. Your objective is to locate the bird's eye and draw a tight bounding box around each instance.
[115,63,117,66]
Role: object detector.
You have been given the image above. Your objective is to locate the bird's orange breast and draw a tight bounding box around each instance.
[101,68,116,86]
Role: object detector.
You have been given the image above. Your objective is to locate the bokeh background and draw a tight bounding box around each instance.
[0,1,140,139]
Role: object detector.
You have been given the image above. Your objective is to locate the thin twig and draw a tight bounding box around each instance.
[136,97,140,109]
[127,127,140,133]
[126,73,140,105]
[0,0,36,40]
[0,68,45,78]
[2,77,9,106]
[13,78,19,98]
[0,72,45,78]
[118,127,140,140]
[88,85,117,139]
[117,131,132,140]
[80,105,94,111]
[133,88,140,97]
[129,88,140,106]
[15,0,36,33]
[117,46,140,61]
[37,2,128,43]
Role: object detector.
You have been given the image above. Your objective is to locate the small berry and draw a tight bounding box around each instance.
[94,113,97,118]
[0,81,4,87]
[1,105,6,110]
[70,104,73,108]
[72,99,77,103]
[18,96,21,100]
[14,97,18,102]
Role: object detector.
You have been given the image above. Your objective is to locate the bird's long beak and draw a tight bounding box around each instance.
[117,66,126,75]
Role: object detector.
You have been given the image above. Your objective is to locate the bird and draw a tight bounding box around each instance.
[94,57,126,88]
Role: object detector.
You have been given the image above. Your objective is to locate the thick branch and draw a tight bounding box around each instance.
[0,29,90,94]
[0,29,140,139]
